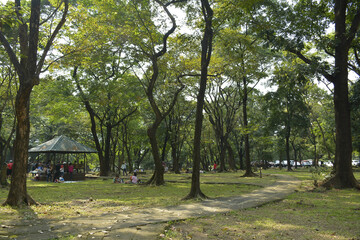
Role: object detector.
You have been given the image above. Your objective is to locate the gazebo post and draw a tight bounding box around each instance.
[84,153,86,174]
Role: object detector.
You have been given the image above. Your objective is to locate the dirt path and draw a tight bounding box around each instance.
[0,174,300,240]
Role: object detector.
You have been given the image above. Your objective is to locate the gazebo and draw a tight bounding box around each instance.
[29,135,97,181]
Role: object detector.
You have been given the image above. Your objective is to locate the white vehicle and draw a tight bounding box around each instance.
[352,160,360,167]
[301,160,312,167]
[323,161,333,167]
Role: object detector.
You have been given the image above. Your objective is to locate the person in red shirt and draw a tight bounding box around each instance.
[7,160,13,179]
[68,163,74,181]
[213,162,217,172]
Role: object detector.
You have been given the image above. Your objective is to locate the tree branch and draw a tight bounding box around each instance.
[346,8,360,47]
[0,31,22,77]
[36,0,69,79]
[288,49,335,83]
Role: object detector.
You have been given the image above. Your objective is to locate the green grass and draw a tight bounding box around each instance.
[1,168,359,240]
[160,168,360,240]
[0,171,262,222]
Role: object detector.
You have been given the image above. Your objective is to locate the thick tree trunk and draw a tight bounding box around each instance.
[322,0,359,189]
[4,84,36,206]
[146,125,165,185]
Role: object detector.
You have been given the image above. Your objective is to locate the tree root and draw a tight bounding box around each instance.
[2,194,38,207]
[182,190,208,201]
[321,175,360,190]
[241,172,258,177]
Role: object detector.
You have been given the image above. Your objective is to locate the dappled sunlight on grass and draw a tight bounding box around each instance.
[0,174,260,222]
[161,170,360,240]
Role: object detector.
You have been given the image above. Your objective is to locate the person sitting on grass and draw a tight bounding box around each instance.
[113,174,123,183]
[126,172,139,184]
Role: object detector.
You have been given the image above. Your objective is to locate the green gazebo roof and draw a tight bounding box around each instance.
[28,135,97,154]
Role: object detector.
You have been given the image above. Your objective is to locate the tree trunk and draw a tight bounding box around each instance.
[0,162,8,187]
[102,124,112,176]
[4,84,36,206]
[171,138,180,174]
[226,139,236,170]
[124,138,133,173]
[161,129,169,163]
[242,77,256,177]
[285,134,292,171]
[218,137,226,172]
[146,125,165,185]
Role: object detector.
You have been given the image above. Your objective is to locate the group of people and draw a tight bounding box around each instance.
[30,162,75,182]
[113,172,140,184]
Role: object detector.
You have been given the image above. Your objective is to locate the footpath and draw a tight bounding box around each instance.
[1,174,301,240]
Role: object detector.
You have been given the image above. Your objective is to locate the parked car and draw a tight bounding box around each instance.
[301,160,313,167]
[352,160,360,167]
[323,161,333,167]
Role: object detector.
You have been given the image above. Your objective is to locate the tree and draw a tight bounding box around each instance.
[291,1,360,188]
[128,0,185,185]
[184,0,213,200]
[204,80,240,172]
[265,61,310,171]
[73,60,138,176]
[305,84,335,162]
[0,0,69,206]
[259,0,360,188]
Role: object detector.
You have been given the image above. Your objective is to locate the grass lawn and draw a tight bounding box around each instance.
[0,171,261,223]
[1,168,359,240]
[160,168,360,240]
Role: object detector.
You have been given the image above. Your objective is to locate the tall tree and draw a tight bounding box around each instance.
[258,0,360,188]
[290,0,360,188]
[265,62,310,171]
[0,0,69,206]
[129,0,185,185]
[184,0,213,200]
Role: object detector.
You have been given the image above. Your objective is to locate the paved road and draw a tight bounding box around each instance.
[0,174,301,240]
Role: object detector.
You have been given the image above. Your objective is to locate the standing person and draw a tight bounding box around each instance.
[121,162,127,176]
[68,163,74,181]
[213,162,217,172]
[7,160,13,179]
[46,165,52,183]
[60,164,64,177]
